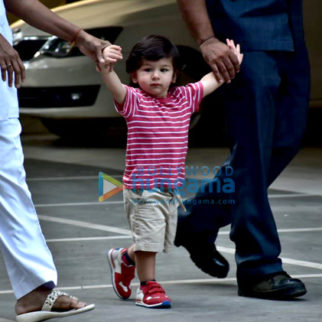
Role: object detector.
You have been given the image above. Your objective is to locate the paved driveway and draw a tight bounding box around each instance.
[0,135,322,322]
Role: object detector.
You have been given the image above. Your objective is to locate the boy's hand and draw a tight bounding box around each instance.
[226,39,243,65]
[98,45,123,72]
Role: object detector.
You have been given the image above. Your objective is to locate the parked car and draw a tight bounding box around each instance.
[11,0,322,142]
[7,0,79,24]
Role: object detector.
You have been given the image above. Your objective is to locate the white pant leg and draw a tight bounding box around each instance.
[0,118,57,299]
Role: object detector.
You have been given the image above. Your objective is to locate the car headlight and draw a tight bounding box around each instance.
[35,26,123,59]
[12,28,23,45]
[12,27,50,62]
[35,36,77,58]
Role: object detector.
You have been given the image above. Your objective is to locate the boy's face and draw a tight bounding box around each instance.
[131,58,176,98]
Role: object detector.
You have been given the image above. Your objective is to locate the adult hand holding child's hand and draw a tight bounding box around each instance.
[200,37,240,84]
[226,39,243,65]
[98,45,123,72]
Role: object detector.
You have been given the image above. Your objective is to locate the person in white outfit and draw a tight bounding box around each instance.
[0,0,109,321]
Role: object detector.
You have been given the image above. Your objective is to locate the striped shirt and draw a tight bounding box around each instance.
[115,81,204,189]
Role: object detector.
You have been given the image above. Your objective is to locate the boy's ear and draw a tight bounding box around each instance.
[131,72,138,84]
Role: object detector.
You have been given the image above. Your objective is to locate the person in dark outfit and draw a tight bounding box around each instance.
[175,0,310,299]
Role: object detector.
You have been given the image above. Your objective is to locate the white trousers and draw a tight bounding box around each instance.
[0,118,57,299]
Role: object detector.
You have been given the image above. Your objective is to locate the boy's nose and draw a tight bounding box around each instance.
[152,71,160,79]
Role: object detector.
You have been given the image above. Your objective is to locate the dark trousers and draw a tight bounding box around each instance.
[177,46,311,281]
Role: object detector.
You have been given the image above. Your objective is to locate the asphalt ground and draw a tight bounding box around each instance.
[0,135,322,322]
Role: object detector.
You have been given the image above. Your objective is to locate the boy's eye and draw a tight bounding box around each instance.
[161,68,169,72]
[143,68,152,72]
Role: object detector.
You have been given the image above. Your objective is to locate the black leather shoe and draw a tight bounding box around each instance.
[238,271,307,299]
[174,233,229,278]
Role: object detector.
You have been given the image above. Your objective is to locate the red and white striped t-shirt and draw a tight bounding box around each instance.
[115,81,204,189]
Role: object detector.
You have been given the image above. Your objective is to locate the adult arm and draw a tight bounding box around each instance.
[5,0,82,44]
[2,0,109,88]
[5,0,109,62]
[177,0,240,83]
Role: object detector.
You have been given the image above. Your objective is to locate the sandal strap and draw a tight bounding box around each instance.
[42,289,69,311]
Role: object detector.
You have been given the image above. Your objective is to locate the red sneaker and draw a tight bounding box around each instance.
[107,248,135,299]
[136,281,171,308]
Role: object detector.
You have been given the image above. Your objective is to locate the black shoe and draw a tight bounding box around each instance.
[175,233,229,278]
[238,271,307,299]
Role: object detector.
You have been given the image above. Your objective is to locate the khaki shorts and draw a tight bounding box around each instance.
[123,188,179,253]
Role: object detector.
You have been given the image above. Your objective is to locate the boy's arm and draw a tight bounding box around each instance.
[200,72,223,98]
[99,45,126,106]
[101,69,127,106]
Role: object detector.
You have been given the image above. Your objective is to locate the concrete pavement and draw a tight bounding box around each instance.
[0,135,321,321]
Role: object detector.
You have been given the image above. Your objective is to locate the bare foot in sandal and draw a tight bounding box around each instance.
[15,285,94,321]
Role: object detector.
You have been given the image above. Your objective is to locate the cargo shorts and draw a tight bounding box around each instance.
[123,188,180,253]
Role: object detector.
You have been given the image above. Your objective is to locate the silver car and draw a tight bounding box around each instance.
[11,0,322,139]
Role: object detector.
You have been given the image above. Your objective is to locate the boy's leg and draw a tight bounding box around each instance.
[134,250,171,308]
[126,244,136,262]
[125,244,158,283]
[135,251,156,282]
[128,189,173,308]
